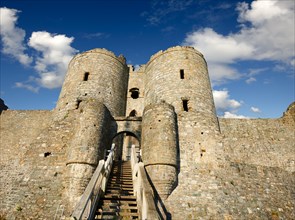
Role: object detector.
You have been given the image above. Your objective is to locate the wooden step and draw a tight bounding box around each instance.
[101,205,138,210]
[108,180,133,183]
[108,184,133,187]
[108,181,132,184]
[105,192,134,196]
[101,200,138,205]
[106,190,133,194]
[107,186,134,190]
[110,175,132,177]
[103,195,136,200]
[96,211,139,216]
[95,215,138,220]
[95,160,139,219]
[109,177,133,180]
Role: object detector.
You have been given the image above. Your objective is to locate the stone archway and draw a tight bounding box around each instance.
[112,131,140,161]
[114,116,142,140]
[113,116,142,161]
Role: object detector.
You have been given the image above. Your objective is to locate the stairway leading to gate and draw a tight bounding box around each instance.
[94,160,139,219]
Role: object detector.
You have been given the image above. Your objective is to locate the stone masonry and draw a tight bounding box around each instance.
[0,46,294,219]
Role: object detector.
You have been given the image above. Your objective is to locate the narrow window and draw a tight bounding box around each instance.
[129,110,137,116]
[44,152,51,157]
[182,99,189,112]
[129,88,139,99]
[180,69,184,79]
[76,100,82,109]
[83,72,89,81]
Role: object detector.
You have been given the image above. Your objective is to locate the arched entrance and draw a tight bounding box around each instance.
[112,131,140,161]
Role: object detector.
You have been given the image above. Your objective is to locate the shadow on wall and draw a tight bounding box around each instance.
[145,171,172,220]
[175,114,181,184]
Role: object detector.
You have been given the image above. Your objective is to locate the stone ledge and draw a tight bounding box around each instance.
[114,116,142,121]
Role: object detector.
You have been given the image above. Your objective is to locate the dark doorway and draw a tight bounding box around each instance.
[112,131,140,161]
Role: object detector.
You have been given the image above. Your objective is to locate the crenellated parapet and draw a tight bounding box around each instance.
[147,46,204,65]
[69,48,127,66]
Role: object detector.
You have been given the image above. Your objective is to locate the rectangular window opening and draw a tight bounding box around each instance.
[76,100,82,109]
[83,72,90,81]
[180,69,184,79]
[182,99,189,112]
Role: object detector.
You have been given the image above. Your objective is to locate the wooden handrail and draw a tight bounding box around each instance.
[130,145,161,220]
[71,144,116,220]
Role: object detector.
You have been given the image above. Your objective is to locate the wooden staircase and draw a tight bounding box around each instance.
[94,160,139,219]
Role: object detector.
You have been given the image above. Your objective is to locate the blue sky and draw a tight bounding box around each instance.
[0,0,294,118]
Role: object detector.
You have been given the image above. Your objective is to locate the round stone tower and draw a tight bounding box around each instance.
[55,48,129,117]
[144,46,219,132]
[141,102,178,199]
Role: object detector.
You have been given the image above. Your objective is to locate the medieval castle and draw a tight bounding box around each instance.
[0,46,294,219]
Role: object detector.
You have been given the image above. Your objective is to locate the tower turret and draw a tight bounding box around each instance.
[141,102,178,199]
[144,46,219,132]
[55,48,129,118]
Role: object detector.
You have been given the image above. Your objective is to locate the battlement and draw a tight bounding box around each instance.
[147,45,203,65]
[69,48,127,66]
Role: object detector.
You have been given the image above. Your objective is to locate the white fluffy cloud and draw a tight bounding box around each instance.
[251,106,261,113]
[212,89,249,118]
[0,7,77,90]
[245,77,256,84]
[0,7,32,65]
[213,89,241,112]
[184,28,254,64]
[207,62,241,85]
[183,0,295,85]
[28,31,77,88]
[15,82,39,93]
[223,111,249,119]
[236,0,294,62]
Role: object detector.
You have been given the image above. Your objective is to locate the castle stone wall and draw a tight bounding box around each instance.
[1,47,294,220]
[0,110,72,219]
[164,112,294,219]
[0,103,117,218]
[219,117,295,172]
[165,160,294,220]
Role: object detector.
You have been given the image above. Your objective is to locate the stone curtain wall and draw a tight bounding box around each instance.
[0,110,70,219]
[0,103,116,218]
[164,111,294,219]
[220,117,295,172]
[166,160,294,219]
